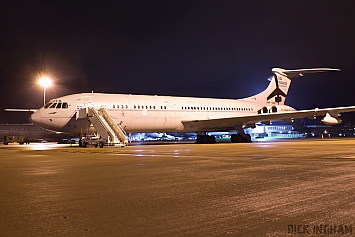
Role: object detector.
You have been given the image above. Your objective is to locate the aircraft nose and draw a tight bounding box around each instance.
[29,111,41,124]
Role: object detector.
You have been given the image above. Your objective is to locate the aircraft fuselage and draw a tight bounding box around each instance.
[29,93,294,134]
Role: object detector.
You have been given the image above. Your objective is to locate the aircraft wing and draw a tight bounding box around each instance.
[5,109,38,112]
[181,106,355,131]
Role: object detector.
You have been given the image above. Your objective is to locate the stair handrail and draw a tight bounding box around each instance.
[89,107,116,141]
[98,108,126,143]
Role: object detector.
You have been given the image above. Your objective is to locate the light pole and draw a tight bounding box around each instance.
[38,77,52,106]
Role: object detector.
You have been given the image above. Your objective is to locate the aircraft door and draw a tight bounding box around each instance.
[169,102,178,117]
[81,96,93,106]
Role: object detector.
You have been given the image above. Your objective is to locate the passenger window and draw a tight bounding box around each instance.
[62,103,68,109]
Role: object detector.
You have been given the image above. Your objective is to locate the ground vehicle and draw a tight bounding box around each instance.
[57,139,76,144]
[3,135,29,145]
[79,135,106,148]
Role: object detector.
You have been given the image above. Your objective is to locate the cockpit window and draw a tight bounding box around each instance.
[49,103,57,108]
[44,102,53,109]
[44,100,69,109]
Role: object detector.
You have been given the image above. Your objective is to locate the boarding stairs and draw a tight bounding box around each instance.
[85,107,127,147]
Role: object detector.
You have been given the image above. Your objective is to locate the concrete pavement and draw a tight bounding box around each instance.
[1,138,355,236]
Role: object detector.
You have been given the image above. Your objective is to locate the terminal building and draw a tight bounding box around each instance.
[248,124,305,139]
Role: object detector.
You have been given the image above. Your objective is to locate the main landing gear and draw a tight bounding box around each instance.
[196,128,252,144]
[196,134,216,144]
[230,133,251,143]
[230,126,252,143]
[196,133,251,143]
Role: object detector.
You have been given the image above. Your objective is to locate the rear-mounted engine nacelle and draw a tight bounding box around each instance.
[257,105,294,114]
[321,113,342,125]
[258,106,274,114]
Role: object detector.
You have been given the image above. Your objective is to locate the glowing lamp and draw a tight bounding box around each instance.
[38,77,52,106]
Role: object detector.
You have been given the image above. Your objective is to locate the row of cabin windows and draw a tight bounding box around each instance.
[111,104,252,111]
[133,105,158,110]
[116,105,166,110]
[181,106,253,111]
[113,105,129,109]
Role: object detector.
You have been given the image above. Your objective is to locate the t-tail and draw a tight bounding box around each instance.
[243,68,340,105]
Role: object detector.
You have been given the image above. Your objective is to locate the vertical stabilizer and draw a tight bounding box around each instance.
[242,68,340,105]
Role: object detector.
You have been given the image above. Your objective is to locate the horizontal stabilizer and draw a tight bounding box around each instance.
[243,67,340,105]
[272,68,340,78]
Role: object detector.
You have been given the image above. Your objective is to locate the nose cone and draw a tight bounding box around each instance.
[29,111,41,125]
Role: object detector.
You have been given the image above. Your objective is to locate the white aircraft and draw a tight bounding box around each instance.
[27,68,355,145]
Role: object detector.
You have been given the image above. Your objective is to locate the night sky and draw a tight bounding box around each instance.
[1,1,355,124]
